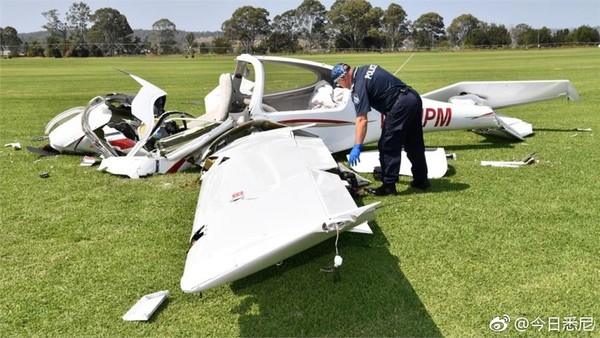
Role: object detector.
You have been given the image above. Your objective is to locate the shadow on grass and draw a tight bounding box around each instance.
[395,177,470,195]
[228,221,443,337]
[441,140,516,152]
[443,164,457,178]
[533,127,592,133]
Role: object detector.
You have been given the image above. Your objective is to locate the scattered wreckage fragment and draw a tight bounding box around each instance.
[481,152,538,167]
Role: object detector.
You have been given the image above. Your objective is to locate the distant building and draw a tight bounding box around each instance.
[1,47,12,57]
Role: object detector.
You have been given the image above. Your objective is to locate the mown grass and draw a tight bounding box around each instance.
[1,48,598,337]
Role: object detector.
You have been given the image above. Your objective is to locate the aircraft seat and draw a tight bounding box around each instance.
[200,73,233,122]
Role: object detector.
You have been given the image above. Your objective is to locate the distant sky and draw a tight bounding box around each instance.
[1,0,599,33]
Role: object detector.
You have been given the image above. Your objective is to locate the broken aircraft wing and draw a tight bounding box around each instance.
[422,80,579,109]
[181,124,380,293]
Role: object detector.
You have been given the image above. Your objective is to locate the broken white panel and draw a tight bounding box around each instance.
[481,156,536,167]
[122,290,169,322]
[348,148,448,179]
[80,156,99,166]
[4,142,22,150]
[481,161,527,167]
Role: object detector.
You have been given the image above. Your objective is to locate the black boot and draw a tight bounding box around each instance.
[367,183,397,196]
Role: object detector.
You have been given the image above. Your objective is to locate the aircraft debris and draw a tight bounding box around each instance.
[481,152,537,167]
[4,142,21,150]
[122,290,169,322]
[80,156,99,166]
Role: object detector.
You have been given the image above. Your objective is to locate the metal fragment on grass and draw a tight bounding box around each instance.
[4,142,22,150]
[123,290,170,322]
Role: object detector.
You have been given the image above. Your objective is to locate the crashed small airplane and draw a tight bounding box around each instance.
[34,54,579,179]
[32,55,580,293]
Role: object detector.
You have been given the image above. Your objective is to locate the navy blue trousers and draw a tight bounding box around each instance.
[378,88,428,184]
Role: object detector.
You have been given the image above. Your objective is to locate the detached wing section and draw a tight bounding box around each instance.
[181,126,380,293]
[422,80,579,109]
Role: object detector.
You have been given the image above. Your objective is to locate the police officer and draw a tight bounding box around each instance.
[331,63,429,196]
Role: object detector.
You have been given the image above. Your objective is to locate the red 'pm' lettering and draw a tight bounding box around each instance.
[436,108,452,126]
[422,107,452,127]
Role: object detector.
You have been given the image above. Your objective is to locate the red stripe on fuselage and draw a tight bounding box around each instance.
[166,159,187,173]
[278,118,353,126]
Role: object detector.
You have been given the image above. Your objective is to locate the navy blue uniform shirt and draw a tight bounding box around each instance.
[351,64,408,117]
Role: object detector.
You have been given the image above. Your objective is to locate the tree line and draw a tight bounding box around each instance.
[1,0,599,58]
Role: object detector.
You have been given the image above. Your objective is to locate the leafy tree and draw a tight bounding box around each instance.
[413,12,445,49]
[212,35,232,54]
[43,9,68,41]
[266,31,292,53]
[364,27,386,49]
[66,2,91,56]
[464,26,488,47]
[45,35,63,57]
[572,25,600,43]
[328,0,380,49]
[42,9,68,56]
[1,26,22,56]
[66,2,90,42]
[152,18,178,54]
[268,10,301,53]
[447,14,481,46]
[510,23,532,46]
[88,8,133,56]
[127,36,149,55]
[296,0,328,51]
[463,22,510,48]
[553,29,572,44]
[26,40,46,57]
[537,27,553,45]
[507,26,550,47]
[382,3,409,49]
[486,24,511,47]
[222,6,270,53]
[363,6,386,49]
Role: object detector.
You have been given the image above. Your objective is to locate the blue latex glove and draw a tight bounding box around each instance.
[348,144,362,166]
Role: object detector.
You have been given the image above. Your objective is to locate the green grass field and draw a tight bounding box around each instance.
[1,48,598,337]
